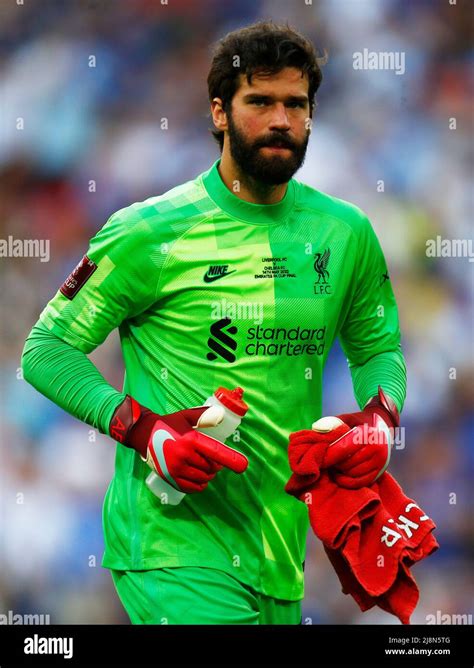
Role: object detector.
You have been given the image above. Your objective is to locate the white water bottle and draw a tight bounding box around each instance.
[146,387,248,505]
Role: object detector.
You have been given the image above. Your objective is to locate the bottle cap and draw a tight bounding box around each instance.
[214,387,248,416]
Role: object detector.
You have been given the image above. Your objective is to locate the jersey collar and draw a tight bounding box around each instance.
[202,159,296,225]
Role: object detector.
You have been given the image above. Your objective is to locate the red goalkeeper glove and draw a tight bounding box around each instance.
[109,396,248,493]
[290,387,399,489]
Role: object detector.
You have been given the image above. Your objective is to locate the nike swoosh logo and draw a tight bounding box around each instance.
[203,270,236,283]
[151,429,177,487]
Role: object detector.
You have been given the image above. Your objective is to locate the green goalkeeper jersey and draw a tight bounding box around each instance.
[39,159,403,600]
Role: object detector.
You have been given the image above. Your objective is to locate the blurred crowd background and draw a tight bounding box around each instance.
[0,0,472,624]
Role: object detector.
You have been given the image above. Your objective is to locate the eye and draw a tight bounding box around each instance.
[287,100,305,109]
[251,99,268,107]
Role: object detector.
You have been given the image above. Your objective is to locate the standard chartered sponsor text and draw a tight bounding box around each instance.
[245,325,326,356]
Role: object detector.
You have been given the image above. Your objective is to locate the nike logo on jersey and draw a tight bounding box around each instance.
[203,265,236,283]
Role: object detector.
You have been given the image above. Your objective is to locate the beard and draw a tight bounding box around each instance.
[227,112,310,186]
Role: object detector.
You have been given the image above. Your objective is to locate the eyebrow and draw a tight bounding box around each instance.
[242,93,309,104]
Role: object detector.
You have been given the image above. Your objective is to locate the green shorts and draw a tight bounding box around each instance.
[110,567,302,625]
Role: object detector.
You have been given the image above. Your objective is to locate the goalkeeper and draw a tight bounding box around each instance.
[21,21,406,625]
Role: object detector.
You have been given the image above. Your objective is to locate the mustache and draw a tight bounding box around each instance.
[254,135,296,150]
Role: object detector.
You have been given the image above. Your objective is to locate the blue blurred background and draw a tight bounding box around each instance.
[0,0,472,624]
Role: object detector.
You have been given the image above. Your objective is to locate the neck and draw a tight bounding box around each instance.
[218,149,288,205]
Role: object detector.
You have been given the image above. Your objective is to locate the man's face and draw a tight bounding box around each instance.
[226,67,311,185]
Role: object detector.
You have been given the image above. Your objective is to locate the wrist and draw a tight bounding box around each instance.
[364,386,400,430]
[109,395,152,458]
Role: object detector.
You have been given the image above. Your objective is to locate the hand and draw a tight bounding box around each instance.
[318,386,399,488]
[291,387,399,489]
[109,396,248,493]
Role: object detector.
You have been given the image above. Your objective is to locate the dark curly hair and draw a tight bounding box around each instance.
[207,20,325,151]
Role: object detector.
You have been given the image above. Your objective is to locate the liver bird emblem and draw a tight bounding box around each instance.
[313,248,330,284]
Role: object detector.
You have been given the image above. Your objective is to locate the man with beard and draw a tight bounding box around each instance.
[22,21,406,624]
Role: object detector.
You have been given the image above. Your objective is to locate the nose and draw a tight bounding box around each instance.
[269,102,291,130]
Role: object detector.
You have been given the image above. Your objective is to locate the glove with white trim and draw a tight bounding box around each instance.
[109,396,248,493]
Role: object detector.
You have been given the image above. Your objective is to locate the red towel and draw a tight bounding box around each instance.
[285,427,439,624]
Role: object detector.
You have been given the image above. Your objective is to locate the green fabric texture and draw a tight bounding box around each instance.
[350,350,406,412]
[111,567,302,625]
[21,320,124,434]
[22,158,406,601]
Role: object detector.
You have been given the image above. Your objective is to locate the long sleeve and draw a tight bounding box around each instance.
[21,319,125,434]
[338,212,406,413]
[21,207,161,433]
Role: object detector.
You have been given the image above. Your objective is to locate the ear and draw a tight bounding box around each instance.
[211,97,228,132]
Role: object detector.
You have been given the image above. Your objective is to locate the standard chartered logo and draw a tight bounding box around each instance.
[245,325,326,356]
[206,318,326,362]
[207,318,238,362]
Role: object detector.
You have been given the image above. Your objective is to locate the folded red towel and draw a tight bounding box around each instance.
[285,428,439,624]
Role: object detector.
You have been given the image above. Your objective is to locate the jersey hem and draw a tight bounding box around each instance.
[101,554,305,602]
